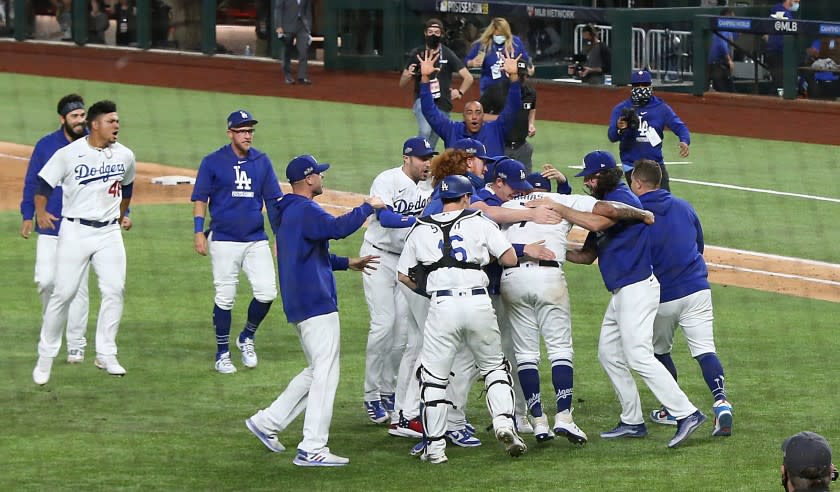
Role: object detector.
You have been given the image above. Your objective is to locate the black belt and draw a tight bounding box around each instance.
[506,141,526,150]
[67,217,119,228]
[504,260,560,270]
[370,243,400,256]
[432,288,487,297]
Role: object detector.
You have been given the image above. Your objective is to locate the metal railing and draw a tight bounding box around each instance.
[573,24,647,72]
[646,29,694,82]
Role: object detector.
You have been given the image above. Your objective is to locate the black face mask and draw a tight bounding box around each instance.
[425,34,441,49]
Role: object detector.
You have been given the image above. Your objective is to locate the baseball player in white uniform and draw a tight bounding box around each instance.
[397,174,526,464]
[32,100,136,385]
[361,136,435,424]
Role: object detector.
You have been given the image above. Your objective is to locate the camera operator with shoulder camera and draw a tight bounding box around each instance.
[568,25,610,85]
[607,70,690,191]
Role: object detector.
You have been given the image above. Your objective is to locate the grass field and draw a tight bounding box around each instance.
[1,73,839,490]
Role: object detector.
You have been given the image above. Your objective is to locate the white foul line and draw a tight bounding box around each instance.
[0,152,28,161]
[707,262,840,287]
[671,178,840,204]
[710,245,840,269]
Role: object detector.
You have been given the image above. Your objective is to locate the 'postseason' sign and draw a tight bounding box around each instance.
[436,1,488,14]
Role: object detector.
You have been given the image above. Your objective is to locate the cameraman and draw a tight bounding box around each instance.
[781,431,836,491]
[607,70,690,191]
[568,25,609,85]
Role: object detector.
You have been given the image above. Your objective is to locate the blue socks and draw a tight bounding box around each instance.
[517,364,543,417]
[240,298,272,342]
[213,304,232,358]
[551,360,574,413]
[655,352,679,381]
[696,352,727,402]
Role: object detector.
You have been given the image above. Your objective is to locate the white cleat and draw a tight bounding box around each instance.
[215,352,237,374]
[245,418,285,452]
[95,355,126,376]
[530,415,555,443]
[33,356,54,385]
[66,348,85,364]
[515,414,534,434]
[236,337,258,368]
[553,412,588,445]
[495,426,527,457]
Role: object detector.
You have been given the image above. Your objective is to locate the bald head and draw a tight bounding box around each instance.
[463,100,484,133]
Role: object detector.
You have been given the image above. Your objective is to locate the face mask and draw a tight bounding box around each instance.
[493,35,506,45]
[790,2,800,12]
[631,86,653,106]
[425,34,441,49]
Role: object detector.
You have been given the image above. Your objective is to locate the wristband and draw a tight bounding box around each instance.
[194,216,205,234]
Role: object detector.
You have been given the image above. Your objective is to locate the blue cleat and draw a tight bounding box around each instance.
[380,393,396,414]
[364,400,390,424]
[712,400,733,437]
[446,428,482,447]
[668,410,707,448]
[600,422,648,439]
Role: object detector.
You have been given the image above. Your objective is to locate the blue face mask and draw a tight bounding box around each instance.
[493,35,506,45]
[790,2,799,12]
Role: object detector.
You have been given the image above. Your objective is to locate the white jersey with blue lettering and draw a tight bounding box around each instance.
[363,167,433,253]
[501,192,596,260]
[398,209,513,293]
[38,137,136,222]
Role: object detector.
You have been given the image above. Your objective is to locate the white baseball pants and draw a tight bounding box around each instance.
[209,238,277,309]
[35,234,90,351]
[653,289,716,357]
[492,295,527,417]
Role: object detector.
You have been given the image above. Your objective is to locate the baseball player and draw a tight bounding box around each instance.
[607,70,690,191]
[20,94,91,364]
[525,164,572,194]
[361,136,435,424]
[398,174,526,464]
[245,155,384,467]
[32,100,136,385]
[630,160,733,437]
[191,110,282,374]
[559,150,705,448]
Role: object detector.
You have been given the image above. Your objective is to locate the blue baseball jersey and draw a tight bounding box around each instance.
[270,194,374,324]
[639,189,709,303]
[20,129,75,236]
[464,36,531,93]
[191,145,283,242]
[420,80,521,157]
[608,95,690,171]
[588,183,653,292]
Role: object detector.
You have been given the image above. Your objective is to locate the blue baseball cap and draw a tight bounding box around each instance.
[452,138,492,161]
[575,150,617,177]
[630,70,652,85]
[227,109,258,129]
[286,154,330,182]
[403,136,438,158]
[525,172,551,191]
[492,158,533,192]
[439,175,475,199]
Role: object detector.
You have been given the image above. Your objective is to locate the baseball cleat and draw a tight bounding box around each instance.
[600,422,648,439]
[292,448,349,467]
[530,415,555,443]
[235,337,258,368]
[650,406,678,426]
[712,400,733,437]
[420,451,448,464]
[364,400,390,424]
[446,428,482,447]
[245,418,285,452]
[410,438,427,456]
[215,352,237,374]
[495,427,527,457]
[66,348,85,364]
[515,414,534,434]
[388,413,424,439]
[668,410,707,448]
[553,413,588,445]
[32,356,54,386]
[94,355,126,376]
[380,392,396,414]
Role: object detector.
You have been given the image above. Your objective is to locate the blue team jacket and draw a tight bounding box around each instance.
[591,183,653,292]
[639,189,710,303]
[420,81,521,157]
[607,96,690,171]
[464,36,531,93]
[270,194,373,324]
[21,129,74,236]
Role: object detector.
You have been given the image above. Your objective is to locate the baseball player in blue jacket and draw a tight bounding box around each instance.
[191,110,282,374]
[418,50,521,158]
[608,70,690,191]
[561,150,705,448]
[630,159,733,437]
[245,154,384,467]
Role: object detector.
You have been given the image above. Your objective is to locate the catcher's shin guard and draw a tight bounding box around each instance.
[483,359,516,431]
[419,365,451,453]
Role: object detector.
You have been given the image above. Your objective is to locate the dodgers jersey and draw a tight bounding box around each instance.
[363,167,433,252]
[501,192,597,261]
[191,145,282,242]
[21,128,80,235]
[38,136,136,222]
[398,210,513,293]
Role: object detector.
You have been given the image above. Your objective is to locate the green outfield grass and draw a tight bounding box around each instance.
[1,72,839,490]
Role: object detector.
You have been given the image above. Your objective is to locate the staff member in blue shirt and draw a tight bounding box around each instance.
[191,110,283,374]
[245,155,384,467]
[765,0,800,95]
[708,8,736,93]
[608,70,690,191]
[465,17,531,95]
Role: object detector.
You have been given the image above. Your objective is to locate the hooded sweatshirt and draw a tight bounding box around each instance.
[607,95,690,171]
[638,188,709,303]
[270,194,374,324]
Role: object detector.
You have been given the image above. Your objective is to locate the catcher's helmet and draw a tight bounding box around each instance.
[439,175,475,199]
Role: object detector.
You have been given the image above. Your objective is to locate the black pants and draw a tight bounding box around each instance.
[625,162,670,191]
[765,51,784,95]
[708,63,734,92]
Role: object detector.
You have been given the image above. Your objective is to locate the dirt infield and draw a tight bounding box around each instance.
[2,40,839,302]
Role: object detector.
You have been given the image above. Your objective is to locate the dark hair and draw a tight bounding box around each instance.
[788,473,831,490]
[589,167,623,199]
[86,100,117,125]
[582,25,597,36]
[631,159,662,188]
[442,195,469,204]
[425,18,443,30]
[57,94,84,116]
